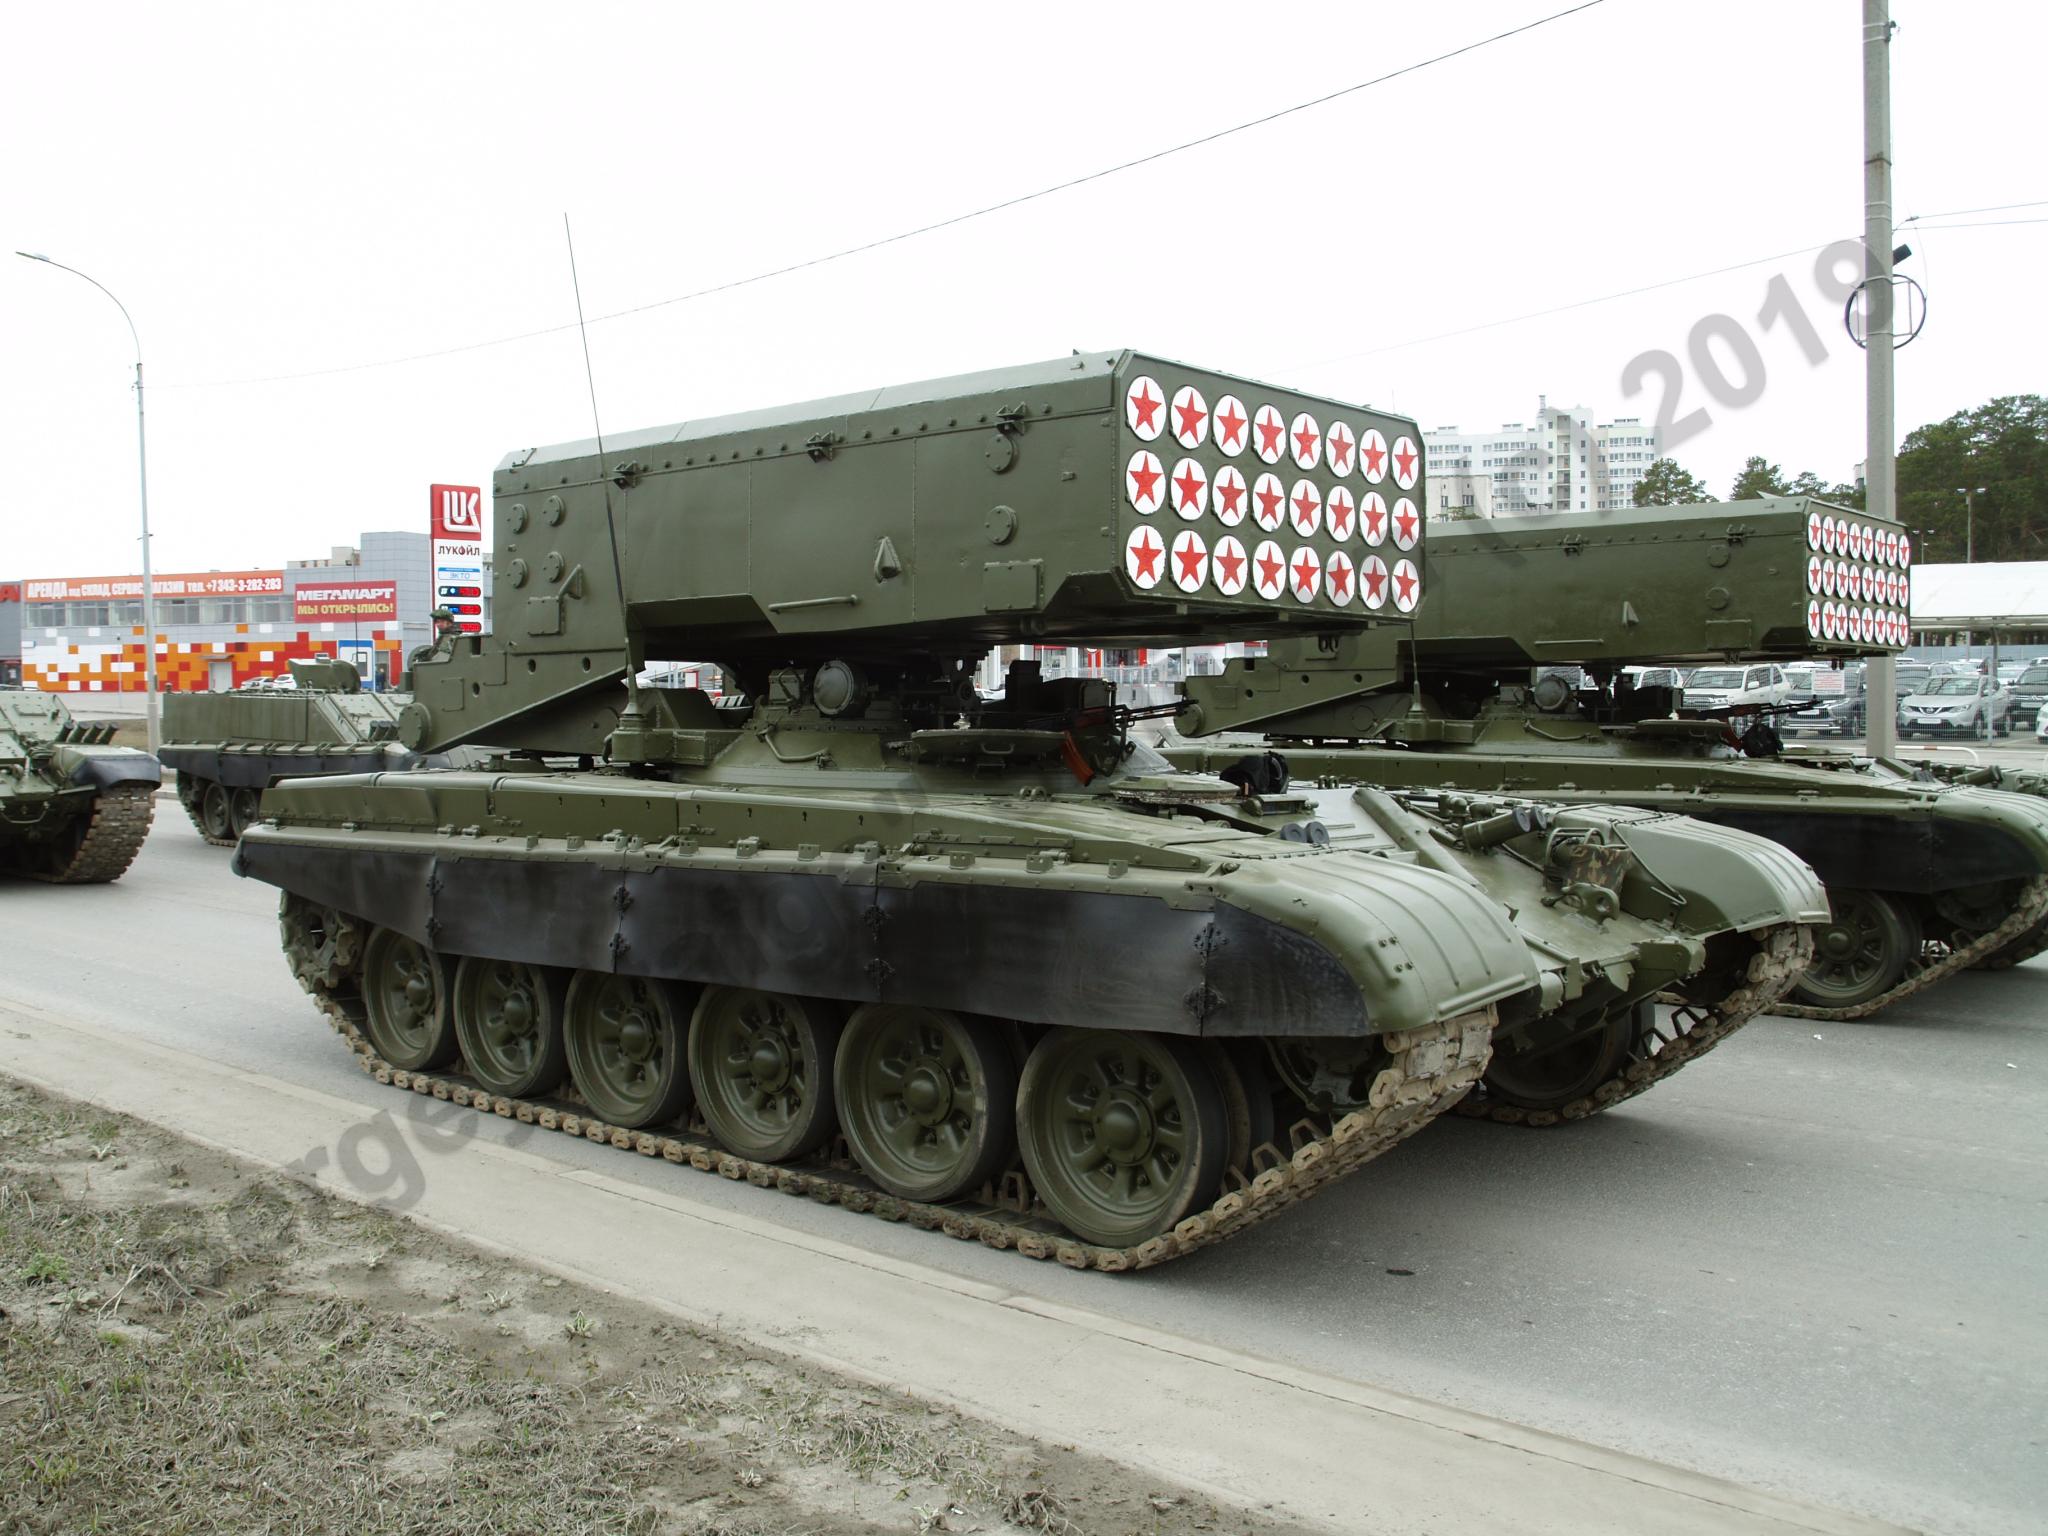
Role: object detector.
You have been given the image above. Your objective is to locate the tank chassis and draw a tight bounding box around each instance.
[1172,498,2048,1028]
[231,353,1814,1265]
[158,657,441,847]
[0,689,160,883]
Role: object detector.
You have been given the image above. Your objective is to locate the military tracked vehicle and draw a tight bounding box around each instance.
[1170,499,2048,1027]
[159,658,442,846]
[232,354,1817,1266]
[0,690,159,883]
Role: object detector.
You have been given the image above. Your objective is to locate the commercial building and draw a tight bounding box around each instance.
[1424,399,1663,516]
[9,530,477,694]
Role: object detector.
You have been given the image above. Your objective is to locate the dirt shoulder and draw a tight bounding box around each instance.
[0,1077,1308,1536]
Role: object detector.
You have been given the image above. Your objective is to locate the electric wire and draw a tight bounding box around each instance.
[158,1,1606,390]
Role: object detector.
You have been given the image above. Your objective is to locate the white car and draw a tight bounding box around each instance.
[1898,675,2012,737]
[1681,663,1792,713]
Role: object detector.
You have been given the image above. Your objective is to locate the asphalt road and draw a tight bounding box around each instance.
[5,807,2043,1536]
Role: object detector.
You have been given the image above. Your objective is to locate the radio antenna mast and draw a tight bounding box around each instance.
[563,213,641,713]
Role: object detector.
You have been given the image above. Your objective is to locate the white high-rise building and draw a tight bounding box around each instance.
[1424,399,1664,516]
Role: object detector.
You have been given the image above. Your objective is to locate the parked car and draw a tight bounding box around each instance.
[1898,675,2013,737]
[1681,663,1792,712]
[2008,663,2048,728]
[1784,664,1867,736]
[1621,665,1687,692]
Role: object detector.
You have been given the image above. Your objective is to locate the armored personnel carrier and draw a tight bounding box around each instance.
[0,689,159,882]
[159,658,435,845]
[1170,499,2048,1025]
[232,354,1818,1266]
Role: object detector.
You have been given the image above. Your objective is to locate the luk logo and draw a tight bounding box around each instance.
[430,483,483,538]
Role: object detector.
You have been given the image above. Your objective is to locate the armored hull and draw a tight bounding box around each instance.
[1171,727,2048,1018]
[160,661,440,845]
[0,690,159,883]
[238,705,1815,1261]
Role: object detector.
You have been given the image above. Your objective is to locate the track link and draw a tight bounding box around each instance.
[1455,922,1814,1127]
[23,783,156,884]
[282,900,1495,1272]
[175,776,237,848]
[1778,875,2048,1021]
[1970,914,2048,973]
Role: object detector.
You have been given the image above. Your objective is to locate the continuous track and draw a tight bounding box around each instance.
[174,778,239,848]
[1455,923,1814,1127]
[20,783,156,884]
[1778,875,2048,1022]
[283,899,1497,1272]
[1971,914,2048,973]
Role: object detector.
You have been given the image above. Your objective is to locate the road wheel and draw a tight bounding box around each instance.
[688,986,841,1161]
[834,1004,1017,1203]
[1481,1003,1638,1112]
[1016,1029,1228,1249]
[564,973,694,1128]
[361,927,459,1071]
[229,787,262,836]
[198,781,234,841]
[454,956,569,1098]
[1790,888,1920,1009]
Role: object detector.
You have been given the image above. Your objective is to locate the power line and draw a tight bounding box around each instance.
[1288,213,2045,375]
[1903,216,2048,231]
[161,0,1607,391]
[1287,239,1843,369]
[1900,197,2048,224]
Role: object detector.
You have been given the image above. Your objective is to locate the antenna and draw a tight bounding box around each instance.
[563,213,641,711]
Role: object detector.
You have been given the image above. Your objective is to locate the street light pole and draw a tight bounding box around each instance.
[1955,485,1985,563]
[16,252,159,757]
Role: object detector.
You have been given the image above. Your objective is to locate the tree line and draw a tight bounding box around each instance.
[1631,395,2047,562]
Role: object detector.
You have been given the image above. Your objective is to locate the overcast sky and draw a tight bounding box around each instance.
[3,0,2040,580]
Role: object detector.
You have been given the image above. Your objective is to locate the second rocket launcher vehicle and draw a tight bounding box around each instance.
[1172,497,2048,1028]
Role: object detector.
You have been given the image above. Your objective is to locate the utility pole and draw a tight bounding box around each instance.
[1861,1,1898,758]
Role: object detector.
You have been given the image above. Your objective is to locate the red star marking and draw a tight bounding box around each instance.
[1292,421,1320,463]
[1174,394,1207,442]
[1362,438,1387,477]
[1129,457,1162,504]
[1130,529,1163,581]
[1327,559,1353,601]
[1394,443,1417,482]
[1173,462,1206,511]
[1174,535,1205,585]
[1255,409,1286,458]
[1291,550,1320,595]
[1255,481,1285,526]
[1256,548,1285,593]
[1394,506,1418,544]
[1362,501,1386,539]
[1215,472,1246,518]
[1363,563,1388,601]
[1291,485,1320,530]
[1130,384,1162,432]
[1329,495,1354,537]
[1216,543,1246,587]
[1216,400,1247,450]
[1328,424,1354,472]
[1394,565,1417,603]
